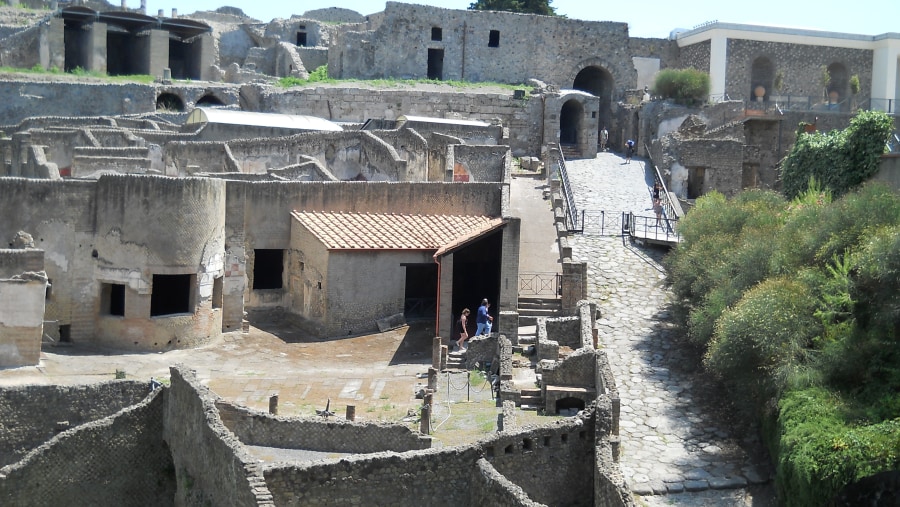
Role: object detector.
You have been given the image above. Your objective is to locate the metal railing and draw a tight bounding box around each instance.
[552,144,581,232]
[624,213,681,244]
[576,210,624,236]
[712,94,896,116]
[518,272,562,297]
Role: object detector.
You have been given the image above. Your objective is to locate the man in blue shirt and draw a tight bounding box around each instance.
[476,298,493,336]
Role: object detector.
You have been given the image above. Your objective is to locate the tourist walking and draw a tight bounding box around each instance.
[475,299,493,336]
[456,308,470,350]
[599,127,609,152]
[625,139,635,163]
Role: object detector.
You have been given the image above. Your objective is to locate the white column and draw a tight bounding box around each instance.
[871,38,900,113]
[709,35,728,100]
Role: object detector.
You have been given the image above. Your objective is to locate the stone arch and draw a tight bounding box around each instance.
[156,92,185,112]
[571,61,615,147]
[826,62,850,106]
[559,99,583,146]
[196,93,225,106]
[750,56,775,101]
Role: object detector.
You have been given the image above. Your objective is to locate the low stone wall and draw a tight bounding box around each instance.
[0,380,150,467]
[216,401,431,454]
[546,315,581,349]
[472,457,543,507]
[0,388,176,506]
[264,446,483,506]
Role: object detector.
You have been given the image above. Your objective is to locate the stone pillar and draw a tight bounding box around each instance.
[498,217,521,330]
[197,33,217,82]
[11,132,31,177]
[419,391,432,434]
[147,29,169,78]
[432,336,442,370]
[268,393,278,415]
[440,345,448,371]
[346,405,356,421]
[427,367,437,391]
[171,8,178,17]
[561,260,587,315]
[88,22,108,74]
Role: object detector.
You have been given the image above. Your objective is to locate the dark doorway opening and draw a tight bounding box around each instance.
[102,283,126,316]
[297,31,307,47]
[404,264,437,319]
[253,249,284,290]
[150,274,193,317]
[688,166,706,199]
[106,30,144,76]
[555,396,586,415]
[63,21,91,72]
[451,231,502,334]
[427,48,444,80]
[560,100,583,146]
[168,39,202,80]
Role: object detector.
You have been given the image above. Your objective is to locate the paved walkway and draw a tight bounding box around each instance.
[564,152,773,503]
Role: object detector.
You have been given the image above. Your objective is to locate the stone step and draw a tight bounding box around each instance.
[518,308,560,318]
[520,404,540,411]
[521,389,541,397]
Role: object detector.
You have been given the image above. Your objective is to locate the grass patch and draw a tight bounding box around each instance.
[0,65,157,83]
[278,65,529,94]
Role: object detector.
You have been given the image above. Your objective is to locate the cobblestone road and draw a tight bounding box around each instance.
[564,152,774,503]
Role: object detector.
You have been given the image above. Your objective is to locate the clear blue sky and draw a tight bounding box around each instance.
[147,0,899,39]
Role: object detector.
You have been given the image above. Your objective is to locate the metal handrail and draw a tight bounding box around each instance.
[644,143,681,222]
[553,143,581,232]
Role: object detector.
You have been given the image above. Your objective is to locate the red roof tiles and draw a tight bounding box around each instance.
[291,211,504,251]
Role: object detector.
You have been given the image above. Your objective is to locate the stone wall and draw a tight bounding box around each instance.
[486,419,595,506]
[546,315,581,349]
[163,366,271,506]
[264,446,484,506]
[256,84,542,156]
[0,380,150,467]
[332,3,636,96]
[450,144,509,182]
[0,388,176,506]
[216,401,432,453]
[725,39,873,105]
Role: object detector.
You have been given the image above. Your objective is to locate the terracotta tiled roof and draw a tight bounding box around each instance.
[291,211,505,251]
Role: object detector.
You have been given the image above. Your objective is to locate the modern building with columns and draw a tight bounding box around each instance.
[675,22,900,114]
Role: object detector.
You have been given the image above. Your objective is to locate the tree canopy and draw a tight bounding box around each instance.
[468,0,557,16]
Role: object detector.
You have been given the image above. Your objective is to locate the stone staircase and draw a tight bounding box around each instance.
[518,297,561,320]
[446,348,467,370]
[560,144,580,160]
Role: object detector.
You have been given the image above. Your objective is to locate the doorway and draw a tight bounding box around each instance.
[427,48,444,80]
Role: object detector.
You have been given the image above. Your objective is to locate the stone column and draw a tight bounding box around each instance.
[268,393,278,415]
[419,391,432,434]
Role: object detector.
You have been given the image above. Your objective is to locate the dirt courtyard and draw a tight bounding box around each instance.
[0,311,518,446]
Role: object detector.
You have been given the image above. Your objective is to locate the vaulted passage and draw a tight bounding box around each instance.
[573,66,614,145]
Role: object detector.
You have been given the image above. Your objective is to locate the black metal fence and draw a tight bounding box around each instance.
[552,145,581,233]
[518,272,562,297]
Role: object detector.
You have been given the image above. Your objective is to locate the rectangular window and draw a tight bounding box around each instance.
[253,249,284,290]
[150,274,193,317]
[101,283,126,316]
[488,30,500,47]
[431,27,442,41]
[212,276,223,309]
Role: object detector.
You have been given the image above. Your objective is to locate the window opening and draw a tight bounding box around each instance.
[253,249,284,290]
[102,283,126,316]
[488,30,500,47]
[431,27,442,41]
[150,274,192,317]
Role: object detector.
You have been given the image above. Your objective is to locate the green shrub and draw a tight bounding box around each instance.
[652,68,710,105]
[781,110,894,198]
[775,388,900,507]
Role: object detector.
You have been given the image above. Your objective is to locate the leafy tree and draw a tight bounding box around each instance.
[468,0,557,16]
